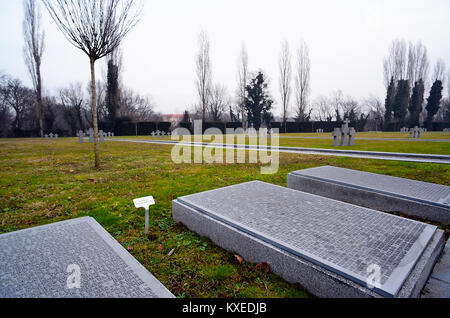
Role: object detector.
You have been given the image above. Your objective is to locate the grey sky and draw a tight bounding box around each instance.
[0,0,449,116]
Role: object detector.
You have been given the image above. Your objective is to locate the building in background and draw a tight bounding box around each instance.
[162,114,186,128]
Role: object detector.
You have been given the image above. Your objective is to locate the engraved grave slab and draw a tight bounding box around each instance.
[288,166,450,223]
[173,181,442,298]
[0,217,174,298]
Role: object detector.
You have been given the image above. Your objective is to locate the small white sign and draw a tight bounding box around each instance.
[133,196,155,209]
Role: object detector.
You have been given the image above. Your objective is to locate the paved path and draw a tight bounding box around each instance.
[422,240,450,298]
[107,138,450,165]
[281,136,450,142]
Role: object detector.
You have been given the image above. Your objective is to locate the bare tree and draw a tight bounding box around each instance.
[313,95,333,122]
[120,88,158,122]
[195,30,212,121]
[23,0,45,138]
[42,0,142,168]
[364,96,384,131]
[60,82,85,134]
[407,41,429,87]
[433,58,446,82]
[3,78,35,131]
[209,83,229,121]
[278,40,292,132]
[330,90,344,121]
[236,43,248,127]
[294,39,311,121]
[341,95,360,120]
[383,39,407,87]
[0,74,13,137]
[448,70,450,100]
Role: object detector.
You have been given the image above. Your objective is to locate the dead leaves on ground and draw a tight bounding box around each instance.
[234,254,243,263]
[254,262,270,273]
[168,248,175,256]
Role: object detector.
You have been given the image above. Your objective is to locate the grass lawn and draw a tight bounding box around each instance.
[1,138,449,298]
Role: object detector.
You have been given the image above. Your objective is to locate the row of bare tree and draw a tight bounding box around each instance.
[0,70,158,137]
[382,38,450,127]
[194,32,312,130]
[383,39,447,89]
[193,32,450,130]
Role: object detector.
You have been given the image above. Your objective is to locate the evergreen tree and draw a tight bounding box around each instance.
[393,79,410,126]
[182,110,190,123]
[408,79,424,127]
[106,59,119,123]
[384,77,395,130]
[244,72,273,130]
[262,111,274,128]
[425,79,443,129]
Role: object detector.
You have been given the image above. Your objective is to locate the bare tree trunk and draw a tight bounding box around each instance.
[237,44,248,129]
[196,30,212,122]
[279,40,291,133]
[90,58,100,168]
[36,65,43,137]
[23,0,45,138]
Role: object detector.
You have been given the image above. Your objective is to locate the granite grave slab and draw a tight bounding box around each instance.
[287,166,450,223]
[172,181,444,298]
[0,217,174,298]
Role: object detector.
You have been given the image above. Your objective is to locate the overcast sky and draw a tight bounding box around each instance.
[0,0,449,116]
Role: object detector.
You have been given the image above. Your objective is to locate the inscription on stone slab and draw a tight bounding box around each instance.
[291,165,450,208]
[0,217,173,298]
[177,181,436,297]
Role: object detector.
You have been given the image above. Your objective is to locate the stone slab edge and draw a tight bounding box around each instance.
[287,173,450,224]
[172,200,445,298]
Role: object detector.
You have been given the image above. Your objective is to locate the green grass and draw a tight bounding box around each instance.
[111,131,450,155]
[0,138,449,298]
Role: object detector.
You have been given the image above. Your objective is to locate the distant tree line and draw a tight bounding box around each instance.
[186,33,449,132]
[0,69,160,138]
[382,39,449,130]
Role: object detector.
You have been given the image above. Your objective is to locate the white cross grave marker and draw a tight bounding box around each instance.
[99,130,105,143]
[77,131,85,143]
[133,196,156,234]
[332,128,340,147]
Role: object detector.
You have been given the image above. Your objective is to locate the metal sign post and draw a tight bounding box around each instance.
[133,196,156,234]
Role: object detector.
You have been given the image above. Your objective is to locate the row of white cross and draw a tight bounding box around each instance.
[409,126,424,139]
[150,128,275,138]
[77,129,113,143]
[150,130,171,138]
[401,126,426,138]
[44,133,59,139]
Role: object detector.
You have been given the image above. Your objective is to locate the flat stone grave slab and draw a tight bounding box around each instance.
[287,166,450,223]
[173,181,444,298]
[0,217,174,298]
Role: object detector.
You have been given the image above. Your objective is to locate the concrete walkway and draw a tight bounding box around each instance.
[281,136,450,142]
[422,240,450,298]
[107,138,450,165]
